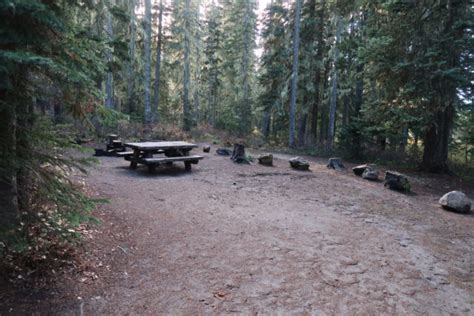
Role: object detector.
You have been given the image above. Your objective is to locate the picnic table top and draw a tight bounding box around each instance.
[124,141,198,151]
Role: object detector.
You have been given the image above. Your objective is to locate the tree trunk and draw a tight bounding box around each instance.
[351,61,364,158]
[239,0,252,135]
[297,112,307,147]
[152,0,163,122]
[327,14,342,151]
[289,0,302,147]
[144,0,152,123]
[309,0,325,145]
[182,0,191,131]
[105,3,114,109]
[421,0,457,174]
[262,111,271,138]
[0,97,20,236]
[421,106,454,173]
[318,64,330,147]
[193,34,201,125]
[127,0,136,113]
[400,124,408,153]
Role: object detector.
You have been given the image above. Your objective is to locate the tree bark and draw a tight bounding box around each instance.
[421,0,458,174]
[239,0,252,135]
[262,111,271,138]
[318,64,330,147]
[182,0,191,130]
[152,0,163,122]
[422,106,454,173]
[127,0,136,113]
[297,112,308,146]
[0,96,20,235]
[193,34,201,125]
[289,0,302,147]
[105,2,114,109]
[309,0,325,145]
[327,14,342,151]
[144,0,152,123]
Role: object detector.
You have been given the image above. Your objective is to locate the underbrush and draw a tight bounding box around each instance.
[0,119,104,284]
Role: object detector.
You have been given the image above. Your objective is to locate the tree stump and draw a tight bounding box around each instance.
[258,153,273,166]
[327,157,345,170]
[384,171,410,192]
[106,134,119,147]
[231,143,248,163]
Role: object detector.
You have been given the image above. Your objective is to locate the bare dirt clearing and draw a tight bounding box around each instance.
[3,147,474,315]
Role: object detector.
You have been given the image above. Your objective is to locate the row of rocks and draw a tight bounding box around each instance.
[352,163,410,191]
[211,146,471,213]
[351,163,471,213]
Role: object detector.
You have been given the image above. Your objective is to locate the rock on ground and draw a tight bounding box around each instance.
[203,145,211,153]
[289,157,310,171]
[362,168,379,181]
[257,154,273,166]
[384,171,411,192]
[439,191,471,213]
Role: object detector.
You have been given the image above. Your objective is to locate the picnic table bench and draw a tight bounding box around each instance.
[124,141,203,172]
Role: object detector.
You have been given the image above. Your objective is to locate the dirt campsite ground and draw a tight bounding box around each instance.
[2,145,474,315]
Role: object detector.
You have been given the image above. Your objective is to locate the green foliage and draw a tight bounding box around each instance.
[92,106,130,132]
[0,118,103,255]
[0,0,106,263]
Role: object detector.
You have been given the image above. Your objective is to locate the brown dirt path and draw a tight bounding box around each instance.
[4,147,474,315]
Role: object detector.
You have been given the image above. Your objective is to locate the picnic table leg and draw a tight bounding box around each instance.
[184,161,192,171]
[130,149,140,169]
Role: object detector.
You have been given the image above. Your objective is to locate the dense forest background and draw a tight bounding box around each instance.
[0,0,473,256]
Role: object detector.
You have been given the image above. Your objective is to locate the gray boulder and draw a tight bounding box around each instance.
[362,168,379,181]
[384,171,411,192]
[327,158,345,170]
[439,191,471,213]
[290,157,310,171]
[258,154,273,166]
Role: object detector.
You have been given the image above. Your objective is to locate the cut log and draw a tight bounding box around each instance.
[384,171,410,192]
[327,157,345,170]
[289,157,310,171]
[258,154,273,166]
[231,143,248,164]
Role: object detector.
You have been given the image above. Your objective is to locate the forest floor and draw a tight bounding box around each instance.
[2,145,474,315]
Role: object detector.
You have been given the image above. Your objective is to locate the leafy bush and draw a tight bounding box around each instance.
[0,118,104,275]
[91,106,130,136]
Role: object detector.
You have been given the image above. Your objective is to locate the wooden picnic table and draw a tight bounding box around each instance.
[124,141,202,172]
